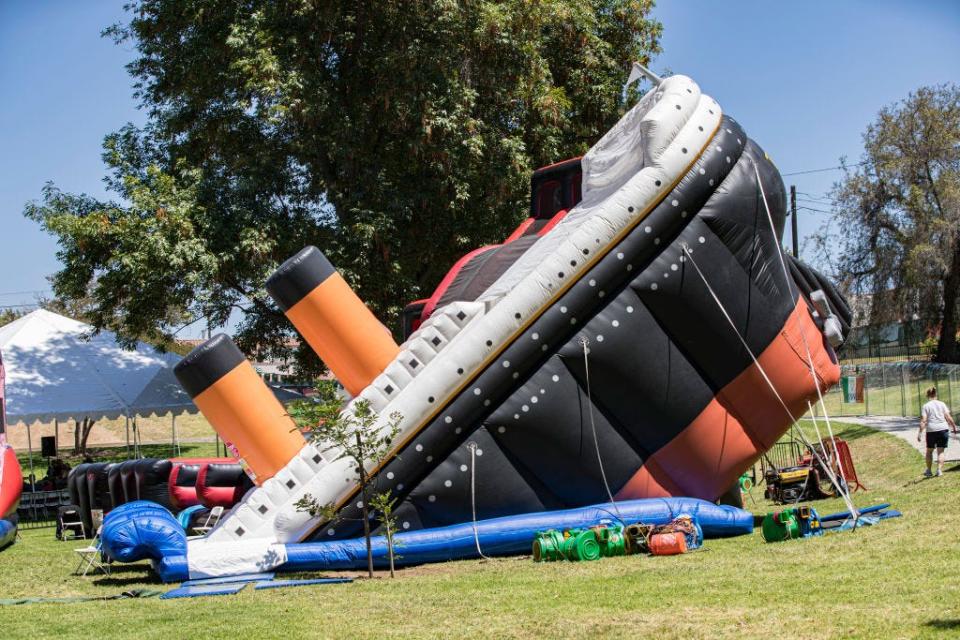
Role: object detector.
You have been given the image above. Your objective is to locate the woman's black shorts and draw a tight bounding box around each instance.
[926,430,949,449]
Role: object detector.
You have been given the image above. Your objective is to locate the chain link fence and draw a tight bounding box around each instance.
[811,361,960,418]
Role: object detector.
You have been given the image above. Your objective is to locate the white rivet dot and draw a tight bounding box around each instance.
[476,449,483,456]
[444,480,452,488]
[473,388,481,395]
[651,283,658,291]
[532,332,539,340]
[612,320,620,327]
[522,405,529,412]
[699,236,706,243]
[597,335,604,342]
[530,396,538,404]
[502,360,510,368]
[498,426,506,434]
[715,146,722,152]
[726,156,731,163]
[387,472,395,479]
[698,168,706,175]
[514,413,520,420]
[627,306,634,313]
[402,522,411,530]
[645,226,652,233]
[428,495,436,502]
[552,374,560,382]
[560,306,567,313]
[617,252,624,260]
[570,318,577,324]
[328,529,335,536]
[356,501,363,508]
[709,179,715,186]
[455,427,462,434]
[671,264,678,271]
[426,455,433,462]
[444,416,452,424]
[397,483,404,490]
[671,199,679,207]
[415,444,423,452]
[681,211,688,218]
[460,464,468,472]
[589,279,596,287]
[541,344,548,351]
[654,238,661,245]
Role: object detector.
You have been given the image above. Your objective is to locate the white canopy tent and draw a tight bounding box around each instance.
[0,309,300,482]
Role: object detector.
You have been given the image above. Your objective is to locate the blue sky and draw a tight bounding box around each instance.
[1,1,958,335]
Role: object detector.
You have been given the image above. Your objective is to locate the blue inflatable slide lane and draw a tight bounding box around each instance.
[101,497,753,582]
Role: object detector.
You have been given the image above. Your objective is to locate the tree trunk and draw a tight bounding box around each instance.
[935,239,960,363]
[357,432,374,579]
[72,418,95,455]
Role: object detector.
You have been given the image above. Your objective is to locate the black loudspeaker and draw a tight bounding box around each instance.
[41,435,57,458]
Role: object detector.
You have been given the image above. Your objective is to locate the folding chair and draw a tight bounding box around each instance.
[192,506,224,535]
[74,526,110,577]
[57,506,86,540]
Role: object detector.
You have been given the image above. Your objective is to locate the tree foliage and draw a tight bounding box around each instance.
[25,0,661,376]
[816,84,960,362]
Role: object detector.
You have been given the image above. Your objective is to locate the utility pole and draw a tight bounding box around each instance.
[790,185,799,258]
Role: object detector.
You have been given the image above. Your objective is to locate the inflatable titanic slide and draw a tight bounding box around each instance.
[1,349,23,550]
[108,70,851,578]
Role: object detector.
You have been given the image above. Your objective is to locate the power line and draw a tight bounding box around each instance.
[0,289,49,298]
[797,205,835,215]
[781,160,868,177]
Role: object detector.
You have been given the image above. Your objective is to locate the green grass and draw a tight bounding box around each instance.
[2,421,959,639]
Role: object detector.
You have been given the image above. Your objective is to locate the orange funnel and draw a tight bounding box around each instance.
[266,246,400,396]
[174,334,305,483]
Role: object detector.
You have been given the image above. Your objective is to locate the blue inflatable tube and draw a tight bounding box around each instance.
[103,497,753,582]
[0,518,16,551]
[282,498,751,572]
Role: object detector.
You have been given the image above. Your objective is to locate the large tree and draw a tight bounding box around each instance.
[26,1,661,376]
[822,84,960,362]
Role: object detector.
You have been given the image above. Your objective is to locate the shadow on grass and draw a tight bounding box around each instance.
[92,573,162,588]
[925,619,960,630]
[831,423,876,442]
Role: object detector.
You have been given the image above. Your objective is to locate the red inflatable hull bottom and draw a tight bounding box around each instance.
[617,299,841,502]
[0,444,23,519]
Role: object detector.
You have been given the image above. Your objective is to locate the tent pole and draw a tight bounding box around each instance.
[26,422,35,492]
[125,415,130,460]
[54,418,59,457]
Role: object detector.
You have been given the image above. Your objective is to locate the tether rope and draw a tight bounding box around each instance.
[467,441,492,560]
[752,162,859,521]
[680,242,857,517]
[580,336,625,523]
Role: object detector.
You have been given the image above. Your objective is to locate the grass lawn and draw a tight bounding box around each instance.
[1,421,959,639]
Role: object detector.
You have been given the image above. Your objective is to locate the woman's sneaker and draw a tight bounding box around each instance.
[924,469,933,477]
[936,469,943,477]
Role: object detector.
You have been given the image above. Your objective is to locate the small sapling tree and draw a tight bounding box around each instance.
[369,490,400,578]
[290,396,402,578]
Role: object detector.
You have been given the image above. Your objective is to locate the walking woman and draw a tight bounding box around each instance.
[917,387,957,477]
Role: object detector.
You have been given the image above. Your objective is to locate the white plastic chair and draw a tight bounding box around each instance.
[73,526,110,577]
[192,506,224,535]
